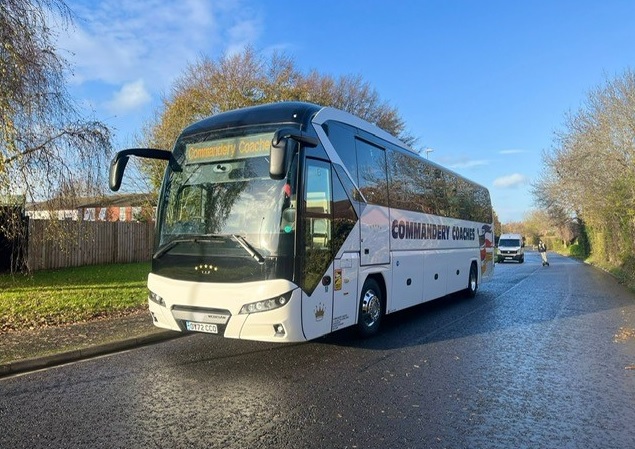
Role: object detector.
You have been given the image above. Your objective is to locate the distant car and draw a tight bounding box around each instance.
[496,233,524,263]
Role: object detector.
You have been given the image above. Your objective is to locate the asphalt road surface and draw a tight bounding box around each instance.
[2,251,635,449]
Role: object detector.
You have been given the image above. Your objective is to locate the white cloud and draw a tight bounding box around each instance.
[440,154,489,170]
[499,149,525,155]
[448,159,488,170]
[56,0,262,95]
[493,173,530,188]
[225,18,263,56]
[105,79,151,113]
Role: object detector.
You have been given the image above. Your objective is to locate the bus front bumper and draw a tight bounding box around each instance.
[146,274,307,343]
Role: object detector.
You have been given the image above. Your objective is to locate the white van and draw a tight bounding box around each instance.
[496,233,525,263]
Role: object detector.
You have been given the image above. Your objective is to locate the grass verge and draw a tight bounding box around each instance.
[0,263,150,333]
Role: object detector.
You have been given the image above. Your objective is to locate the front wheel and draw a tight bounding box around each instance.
[357,278,384,337]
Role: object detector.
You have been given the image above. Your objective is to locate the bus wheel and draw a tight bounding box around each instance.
[466,262,478,298]
[357,278,383,337]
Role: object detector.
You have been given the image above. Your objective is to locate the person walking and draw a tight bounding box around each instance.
[538,240,549,266]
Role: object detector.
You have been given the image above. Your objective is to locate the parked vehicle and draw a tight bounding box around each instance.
[109,102,495,342]
[496,233,524,263]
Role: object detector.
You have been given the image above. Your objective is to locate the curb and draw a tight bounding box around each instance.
[0,330,181,378]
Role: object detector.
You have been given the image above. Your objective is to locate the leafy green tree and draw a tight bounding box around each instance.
[140,46,412,189]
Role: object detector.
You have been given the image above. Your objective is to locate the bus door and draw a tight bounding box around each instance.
[301,158,335,340]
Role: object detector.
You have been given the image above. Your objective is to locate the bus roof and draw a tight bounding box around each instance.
[180,102,322,137]
[312,106,417,155]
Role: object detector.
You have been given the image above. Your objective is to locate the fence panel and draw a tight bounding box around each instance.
[27,220,154,271]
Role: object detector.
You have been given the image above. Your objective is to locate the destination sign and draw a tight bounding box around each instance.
[185,132,273,163]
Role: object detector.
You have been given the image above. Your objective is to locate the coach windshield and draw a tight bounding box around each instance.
[153,129,299,283]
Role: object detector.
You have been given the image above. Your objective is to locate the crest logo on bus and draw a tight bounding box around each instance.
[315,303,325,321]
[195,264,218,275]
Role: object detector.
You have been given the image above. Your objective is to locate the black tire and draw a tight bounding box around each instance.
[466,262,478,298]
[357,278,383,337]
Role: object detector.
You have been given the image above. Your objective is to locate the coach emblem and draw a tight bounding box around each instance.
[195,264,218,274]
[314,303,325,321]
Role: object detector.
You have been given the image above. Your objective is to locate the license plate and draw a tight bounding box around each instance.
[185,321,218,334]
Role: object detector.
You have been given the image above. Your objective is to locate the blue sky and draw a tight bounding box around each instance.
[56,0,635,223]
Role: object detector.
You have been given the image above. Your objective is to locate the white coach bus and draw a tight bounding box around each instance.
[109,102,495,342]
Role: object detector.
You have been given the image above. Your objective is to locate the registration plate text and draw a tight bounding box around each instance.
[186,321,218,334]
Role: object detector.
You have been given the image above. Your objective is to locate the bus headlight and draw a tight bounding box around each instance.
[148,290,165,306]
[239,292,292,314]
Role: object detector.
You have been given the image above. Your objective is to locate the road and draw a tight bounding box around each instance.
[1,251,635,449]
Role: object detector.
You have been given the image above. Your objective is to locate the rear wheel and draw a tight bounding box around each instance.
[466,262,478,298]
[357,278,383,337]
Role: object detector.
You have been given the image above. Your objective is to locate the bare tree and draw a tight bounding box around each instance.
[533,69,635,265]
[1,0,111,242]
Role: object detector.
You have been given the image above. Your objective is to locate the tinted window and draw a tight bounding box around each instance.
[356,138,389,206]
[386,146,492,222]
[323,121,358,184]
[332,169,358,253]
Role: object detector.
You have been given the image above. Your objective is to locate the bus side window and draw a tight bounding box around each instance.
[355,138,388,206]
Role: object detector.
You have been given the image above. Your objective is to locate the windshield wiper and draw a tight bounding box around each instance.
[153,235,225,259]
[232,234,265,264]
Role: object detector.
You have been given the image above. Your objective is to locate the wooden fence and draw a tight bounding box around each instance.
[27,220,155,271]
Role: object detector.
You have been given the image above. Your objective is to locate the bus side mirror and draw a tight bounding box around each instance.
[109,154,129,191]
[269,136,292,180]
[109,148,172,191]
[270,128,319,180]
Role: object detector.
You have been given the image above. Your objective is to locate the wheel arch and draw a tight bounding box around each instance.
[363,271,387,312]
[355,271,388,338]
